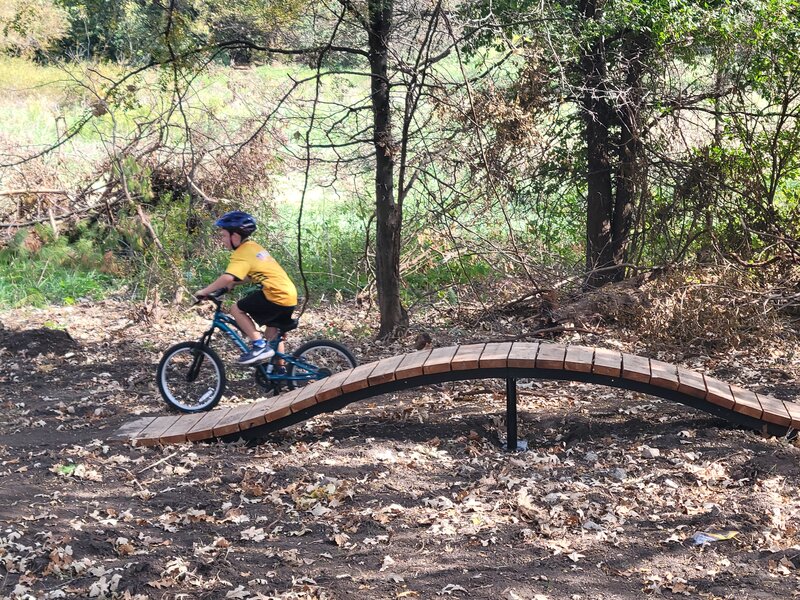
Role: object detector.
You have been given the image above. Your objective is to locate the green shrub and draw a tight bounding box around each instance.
[0,226,117,307]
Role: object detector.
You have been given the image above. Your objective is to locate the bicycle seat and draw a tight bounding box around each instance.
[266,316,299,333]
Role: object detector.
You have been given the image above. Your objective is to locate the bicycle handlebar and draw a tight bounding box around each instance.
[192,287,228,306]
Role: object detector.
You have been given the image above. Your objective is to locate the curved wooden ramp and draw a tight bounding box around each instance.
[111,343,799,447]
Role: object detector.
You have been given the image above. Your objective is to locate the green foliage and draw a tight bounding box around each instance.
[51,0,310,65]
[53,0,219,64]
[100,194,373,303]
[196,0,310,64]
[54,0,171,63]
[107,194,217,300]
[0,227,118,307]
[99,193,523,308]
[0,0,69,57]
[249,199,371,299]
[459,0,800,270]
[689,1,800,258]
[118,156,154,203]
[6,0,799,312]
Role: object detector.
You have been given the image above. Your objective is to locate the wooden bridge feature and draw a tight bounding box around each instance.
[111,343,799,448]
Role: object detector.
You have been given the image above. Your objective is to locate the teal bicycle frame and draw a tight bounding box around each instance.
[194,296,323,387]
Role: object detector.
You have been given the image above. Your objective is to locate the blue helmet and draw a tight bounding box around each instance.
[214,210,256,237]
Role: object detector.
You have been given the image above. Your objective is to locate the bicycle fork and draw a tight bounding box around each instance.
[186,330,215,382]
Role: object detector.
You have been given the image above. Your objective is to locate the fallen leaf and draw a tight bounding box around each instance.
[240,527,266,542]
[380,555,396,572]
[439,584,468,595]
[226,585,250,598]
[567,551,585,563]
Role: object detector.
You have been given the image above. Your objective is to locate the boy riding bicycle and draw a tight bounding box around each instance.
[194,210,297,366]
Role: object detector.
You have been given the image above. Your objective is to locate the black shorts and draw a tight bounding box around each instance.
[237,291,295,327]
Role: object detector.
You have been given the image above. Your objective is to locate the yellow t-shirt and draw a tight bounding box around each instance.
[224,240,298,307]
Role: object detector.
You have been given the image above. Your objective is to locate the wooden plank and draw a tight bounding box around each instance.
[132,415,185,447]
[160,413,208,444]
[290,379,328,412]
[704,377,735,410]
[186,408,233,442]
[451,344,485,371]
[730,385,763,419]
[783,400,800,430]
[593,348,622,377]
[341,361,379,393]
[677,367,707,399]
[368,354,407,386]
[564,346,593,373]
[423,346,458,375]
[394,349,432,380]
[649,360,679,391]
[507,342,539,369]
[479,342,512,368]
[535,344,566,370]
[315,369,352,403]
[212,404,252,437]
[757,394,792,427]
[239,398,277,430]
[621,353,650,383]
[264,388,303,422]
[109,417,156,442]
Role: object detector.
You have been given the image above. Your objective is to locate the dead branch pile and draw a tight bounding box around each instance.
[0,123,279,246]
[618,266,799,353]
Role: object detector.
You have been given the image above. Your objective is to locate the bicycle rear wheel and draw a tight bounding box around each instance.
[157,341,226,412]
[288,339,357,390]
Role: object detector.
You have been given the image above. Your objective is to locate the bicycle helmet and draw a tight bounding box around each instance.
[214,210,257,237]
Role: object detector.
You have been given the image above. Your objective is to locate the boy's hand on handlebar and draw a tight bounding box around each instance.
[192,288,227,304]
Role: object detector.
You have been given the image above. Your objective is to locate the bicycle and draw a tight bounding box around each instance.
[156,288,358,413]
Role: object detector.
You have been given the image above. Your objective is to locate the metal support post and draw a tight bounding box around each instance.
[506,377,518,451]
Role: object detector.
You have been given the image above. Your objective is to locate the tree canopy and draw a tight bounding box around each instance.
[2,0,799,333]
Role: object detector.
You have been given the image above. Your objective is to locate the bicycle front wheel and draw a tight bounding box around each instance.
[157,342,226,412]
[288,339,357,390]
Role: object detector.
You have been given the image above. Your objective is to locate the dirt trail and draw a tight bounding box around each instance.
[1,300,799,599]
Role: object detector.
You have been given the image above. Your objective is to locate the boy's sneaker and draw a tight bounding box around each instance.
[238,343,275,366]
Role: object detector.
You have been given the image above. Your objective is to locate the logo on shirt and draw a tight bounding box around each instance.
[256,251,270,260]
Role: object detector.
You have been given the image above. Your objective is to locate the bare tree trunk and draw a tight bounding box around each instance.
[581,1,644,288]
[368,0,408,339]
[611,34,647,281]
[582,25,615,289]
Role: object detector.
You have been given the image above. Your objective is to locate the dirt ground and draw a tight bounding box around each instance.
[1,296,800,600]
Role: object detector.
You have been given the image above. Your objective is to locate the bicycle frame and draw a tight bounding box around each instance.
[193,298,325,386]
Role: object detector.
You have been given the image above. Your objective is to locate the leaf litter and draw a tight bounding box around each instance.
[0,298,799,598]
